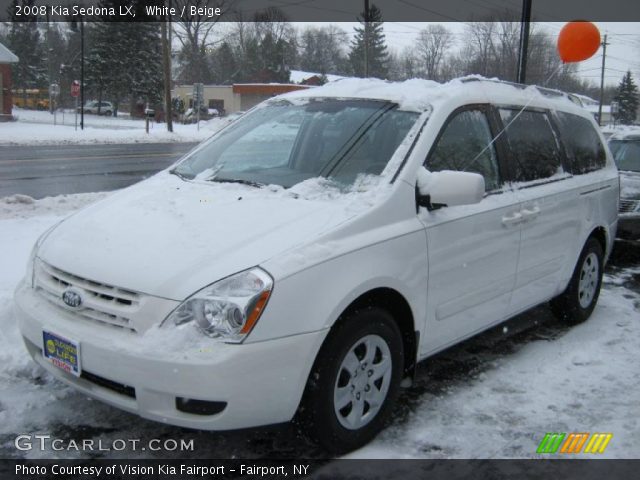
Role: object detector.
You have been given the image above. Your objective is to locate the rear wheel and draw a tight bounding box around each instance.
[550,237,603,325]
[299,308,403,453]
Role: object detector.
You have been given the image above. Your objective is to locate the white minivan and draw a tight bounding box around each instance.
[15,78,619,453]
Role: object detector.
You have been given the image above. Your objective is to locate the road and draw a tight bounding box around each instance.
[0,143,198,199]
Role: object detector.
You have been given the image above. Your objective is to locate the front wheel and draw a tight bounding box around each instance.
[550,237,604,325]
[299,308,403,453]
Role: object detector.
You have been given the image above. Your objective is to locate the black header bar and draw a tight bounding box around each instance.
[0,0,639,22]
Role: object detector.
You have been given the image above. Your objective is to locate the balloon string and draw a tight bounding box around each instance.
[461,62,566,173]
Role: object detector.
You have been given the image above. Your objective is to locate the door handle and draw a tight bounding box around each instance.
[502,212,523,227]
[521,206,541,221]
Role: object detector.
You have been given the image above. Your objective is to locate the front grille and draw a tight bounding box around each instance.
[34,260,140,332]
[619,199,639,214]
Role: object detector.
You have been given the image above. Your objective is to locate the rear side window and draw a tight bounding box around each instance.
[499,109,563,182]
[555,112,606,174]
[427,109,501,191]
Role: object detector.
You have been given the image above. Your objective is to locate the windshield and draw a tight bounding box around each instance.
[609,140,640,172]
[173,99,419,188]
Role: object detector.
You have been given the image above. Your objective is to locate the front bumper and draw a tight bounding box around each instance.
[14,281,327,430]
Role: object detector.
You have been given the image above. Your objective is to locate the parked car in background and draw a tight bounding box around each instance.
[182,106,219,124]
[609,131,640,239]
[77,101,114,116]
[15,77,619,453]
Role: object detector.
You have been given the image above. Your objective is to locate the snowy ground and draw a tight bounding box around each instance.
[0,108,231,146]
[0,193,638,459]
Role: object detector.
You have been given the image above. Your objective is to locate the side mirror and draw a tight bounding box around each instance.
[416,168,485,210]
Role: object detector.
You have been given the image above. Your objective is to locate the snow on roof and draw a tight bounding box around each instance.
[574,93,599,106]
[0,42,18,63]
[276,76,585,114]
[289,70,346,84]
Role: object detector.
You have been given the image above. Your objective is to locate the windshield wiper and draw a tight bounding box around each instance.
[208,178,264,188]
[169,169,193,180]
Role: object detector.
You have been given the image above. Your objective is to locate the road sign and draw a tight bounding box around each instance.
[611,101,619,115]
[71,80,80,98]
[49,83,60,97]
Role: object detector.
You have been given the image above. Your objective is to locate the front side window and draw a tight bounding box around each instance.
[173,99,419,189]
[609,140,640,172]
[500,109,563,182]
[555,111,606,174]
[426,109,501,191]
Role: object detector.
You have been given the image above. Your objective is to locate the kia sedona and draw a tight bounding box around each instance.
[15,77,619,453]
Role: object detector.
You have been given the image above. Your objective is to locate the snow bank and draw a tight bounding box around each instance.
[1,109,234,146]
[0,192,111,219]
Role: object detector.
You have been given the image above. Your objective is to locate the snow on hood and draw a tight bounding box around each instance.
[37,173,391,300]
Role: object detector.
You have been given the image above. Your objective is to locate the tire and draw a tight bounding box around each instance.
[550,237,604,325]
[298,307,404,453]
[104,110,112,117]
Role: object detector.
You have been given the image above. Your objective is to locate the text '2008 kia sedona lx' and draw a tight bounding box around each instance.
[14,77,619,453]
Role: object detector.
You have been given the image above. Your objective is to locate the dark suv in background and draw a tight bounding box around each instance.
[609,132,640,239]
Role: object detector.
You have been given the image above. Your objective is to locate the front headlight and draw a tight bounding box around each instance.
[27,221,64,288]
[26,243,38,288]
[164,268,273,343]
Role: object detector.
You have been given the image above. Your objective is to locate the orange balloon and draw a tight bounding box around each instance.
[557,22,601,63]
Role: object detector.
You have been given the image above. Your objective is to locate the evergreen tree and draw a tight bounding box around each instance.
[211,42,237,84]
[85,0,162,115]
[298,25,347,75]
[613,71,639,125]
[7,0,47,100]
[258,32,291,83]
[177,40,212,84]
[235,32,293,83]
[348,4,388,79]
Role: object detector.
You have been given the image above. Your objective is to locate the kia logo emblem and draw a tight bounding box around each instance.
[62,289,83,308]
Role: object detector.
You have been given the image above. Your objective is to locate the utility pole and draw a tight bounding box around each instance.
[46,11,53,113]
[597,34,609,127]
[80,19,84,130]
[161,10,173,132]
[516,0,532,84]
[363,0,369,78]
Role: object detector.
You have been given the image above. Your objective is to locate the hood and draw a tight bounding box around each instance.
[620,171,640,199]
[38,174,361,300]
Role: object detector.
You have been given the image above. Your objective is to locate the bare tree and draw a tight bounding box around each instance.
[251,6,295,45]
[416,24,454,81]
[460,22,497,78]
[172,0,226,83]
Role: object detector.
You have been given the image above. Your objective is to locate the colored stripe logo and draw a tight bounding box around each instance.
[584,433,613,454]
[537,433,612,454]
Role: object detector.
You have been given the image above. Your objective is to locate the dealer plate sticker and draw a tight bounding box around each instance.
[43,331,81,377]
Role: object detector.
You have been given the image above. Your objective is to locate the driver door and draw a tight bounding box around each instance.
[418,106,522,355]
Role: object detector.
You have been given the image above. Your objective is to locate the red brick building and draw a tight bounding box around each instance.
[0,42,19,121]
